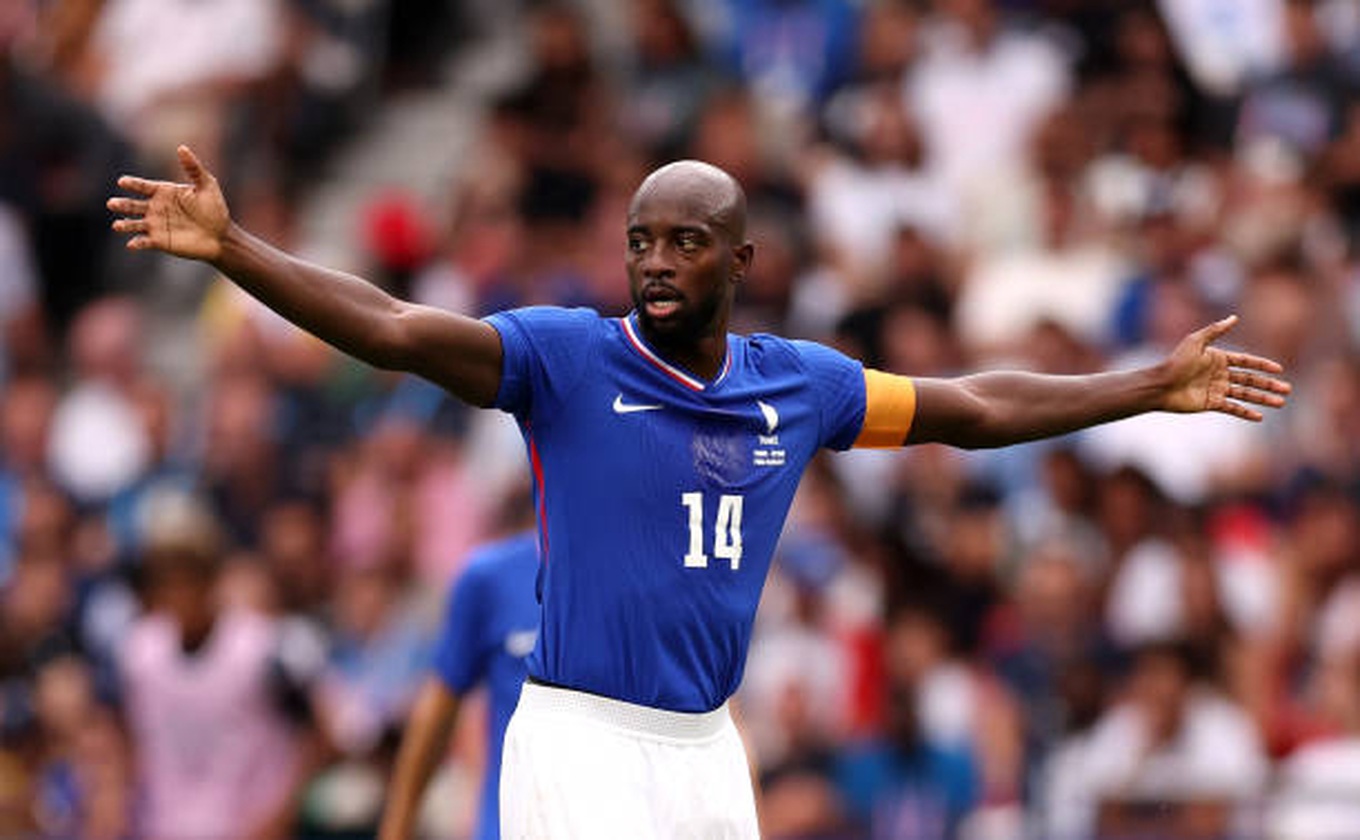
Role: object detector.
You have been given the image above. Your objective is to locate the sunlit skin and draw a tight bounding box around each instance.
[106,147,1292,447]
[102,147,1298,840]
[626,161,753,381]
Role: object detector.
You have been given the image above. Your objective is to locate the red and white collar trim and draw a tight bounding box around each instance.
[620,315,731,392]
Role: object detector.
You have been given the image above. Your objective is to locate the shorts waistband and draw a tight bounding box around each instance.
[516,680,730,742]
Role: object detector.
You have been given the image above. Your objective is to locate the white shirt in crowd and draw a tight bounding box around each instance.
[1042,689,1268,839]
[93,0,284,127]
[905,21,1069,198]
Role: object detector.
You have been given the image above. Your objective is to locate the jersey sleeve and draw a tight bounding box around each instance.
[483,306,598,420]
[792,340,868,451]
[431,561,492,694]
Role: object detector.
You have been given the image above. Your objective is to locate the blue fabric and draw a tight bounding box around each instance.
[835,740,979,840]
[714,0,859,105]
[430,532,540,840]
[484,307,866,712]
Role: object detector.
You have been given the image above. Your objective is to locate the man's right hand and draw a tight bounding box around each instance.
[108,144,230,262]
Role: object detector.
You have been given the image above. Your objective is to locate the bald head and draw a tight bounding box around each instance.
[630,160,748,243]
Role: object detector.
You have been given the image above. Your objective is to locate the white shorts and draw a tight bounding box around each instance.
[500,681,761,840]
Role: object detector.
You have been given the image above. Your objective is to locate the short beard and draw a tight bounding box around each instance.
[634,287,724,348]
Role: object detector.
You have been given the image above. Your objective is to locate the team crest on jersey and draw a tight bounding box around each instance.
[753,400,786,467]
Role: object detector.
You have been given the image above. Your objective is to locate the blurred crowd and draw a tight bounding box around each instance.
[3,0,1360,838]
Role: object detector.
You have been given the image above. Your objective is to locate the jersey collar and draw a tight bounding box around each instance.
[620,313,732,392]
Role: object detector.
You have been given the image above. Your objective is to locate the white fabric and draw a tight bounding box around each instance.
[742,614,849,765]
[918,662,979,747]
[906,25,1069,196]
[1078,348,1266,504]
[48,382,150,502]
[1079,408,1262,505]
[955,245,1128,351]
[1157,0,1286,96]
[1042,691,1267,838]
[1105,538,1186,647]
[1314,576,1360,659]
[1077,692,1268,801]
[500,681,759,840]
[806,157,957,276]
[93,0,283,125]
[1269,739,1360,840]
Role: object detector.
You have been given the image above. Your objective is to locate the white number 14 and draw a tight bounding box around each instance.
[681,492,744,570]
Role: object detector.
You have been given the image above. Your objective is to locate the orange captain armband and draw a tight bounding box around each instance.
[854,369,917,448]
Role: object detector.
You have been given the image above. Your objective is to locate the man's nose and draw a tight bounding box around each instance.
[640,244,675,279]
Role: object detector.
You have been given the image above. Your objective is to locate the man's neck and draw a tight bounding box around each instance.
[642,323,728,382]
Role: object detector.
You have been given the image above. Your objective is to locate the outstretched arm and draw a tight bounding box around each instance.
[377,677,460,840]
[107,146,503,406]
[902,316,1290,449]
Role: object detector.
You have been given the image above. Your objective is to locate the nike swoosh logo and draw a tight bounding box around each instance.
[613,394,663,414]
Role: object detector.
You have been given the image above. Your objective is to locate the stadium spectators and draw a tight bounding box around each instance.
[1,0,1360,836]
[119,491,328,840]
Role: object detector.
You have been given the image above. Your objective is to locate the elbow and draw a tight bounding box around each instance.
[951,428,1002,451]
[959,411,1021,449]
[908,377,1020,449]
[364,303,419,371]
[946,385,1010,449]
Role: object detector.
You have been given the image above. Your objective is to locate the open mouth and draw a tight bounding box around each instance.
[642,285,683,319]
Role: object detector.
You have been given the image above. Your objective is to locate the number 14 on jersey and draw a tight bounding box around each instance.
[681,492,744,570]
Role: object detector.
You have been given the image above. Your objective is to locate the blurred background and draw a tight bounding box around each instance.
[2,0,1360,838]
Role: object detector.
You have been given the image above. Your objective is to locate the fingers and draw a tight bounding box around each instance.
[1228,368,1292,395]
[107,194,152,241]
[115,175,164,196]
[177,145,210,188]
[108,193,150,241]
[115,146,212,198]
[1197,314,1239,345]
[1217,366,1291,420]
[108,190,157,241]
[1226,350,1284,374]
[1226,383,1288,408]
[106,197,148,216]
[1215,401,1265,423]
[112,218,150,235]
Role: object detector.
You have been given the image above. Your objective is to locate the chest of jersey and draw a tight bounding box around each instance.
[526,329,818,577]
[492,309,861,710]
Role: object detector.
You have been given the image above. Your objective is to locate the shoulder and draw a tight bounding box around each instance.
[1188,692,1261,740]
[746,335,864,391]
[122,615,174,665]
[482,307,610,382]
[741,333,841,372]
[484,305,606,336]
[218,608,284,659]
[459,533,540,587]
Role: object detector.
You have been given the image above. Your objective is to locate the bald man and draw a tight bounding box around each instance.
[109,148,1289,839]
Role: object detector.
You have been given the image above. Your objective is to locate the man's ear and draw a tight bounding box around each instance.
[731,241,755,284]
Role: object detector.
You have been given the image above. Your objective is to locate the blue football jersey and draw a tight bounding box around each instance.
[431,532,540,840]
[485,307,866,712]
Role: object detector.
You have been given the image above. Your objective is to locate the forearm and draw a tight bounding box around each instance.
[378,685,459,840]
[212,223,411,369]
[912,366,1169,449]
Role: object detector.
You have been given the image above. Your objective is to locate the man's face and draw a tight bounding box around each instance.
[151,562,216,640]
[625,189,743,343]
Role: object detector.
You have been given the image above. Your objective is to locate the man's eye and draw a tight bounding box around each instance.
[628,239,648,253]
[677,235,700,252]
